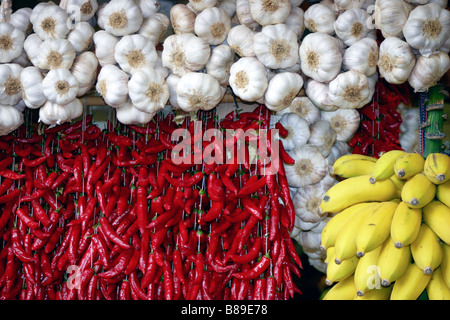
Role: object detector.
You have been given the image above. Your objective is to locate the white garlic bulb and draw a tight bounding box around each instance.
[96,64,129,108]
[30,2,53,26]
[10,7,32,34]
[227,24,256,57]
[170,4,196,35]
[293,184,327,223]
[378,37,416,85]
[373,0,413,38]
[138,13,170,45]
[408,51,450,92]
[321,108,361,142]
[328,70,371,109]
[281,97,321,125]
[21,66,46,109]
[39,98,83,125]
[66,21,95,53]
[188,0,218,13]
[333,8,371,46]
[128,68,169,114]
[115,34,158,75]
[253,23,299,70]
[277,112,310,151]
[32,3,70,40]
[304,79,337,111]
[65,0,99,22]
[0,105,23,135]
[194,7,231,45]
[166,73,180,109]
[285,6,305,38]
[70,51,98,97]
[403,3,450,57]
[248,0,291,26]
[42,68,79,105]
[136,0,161,18]
[308,119,337,157]
[0,22,25,63]
[229,56,268,102]
[299,32,343,83]
[36,38,76,71]
[342,37,379,76]
[235,0,260,30]
[115,99,155,125]
[335,0,365,10]
[99,0,143,37]
[206,44,235,86]
[23,33,42,67]
[93,30,119,67]
[0,63,23,106]
[161,33,211,77]
[264,72,303,111]
[303,3,336,34]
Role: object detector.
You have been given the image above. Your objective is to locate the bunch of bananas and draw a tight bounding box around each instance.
[320,150,450,300]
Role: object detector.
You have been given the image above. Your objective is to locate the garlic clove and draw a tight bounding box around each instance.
[0,63,23,106]
[284,6,305,39]
[304,78,337,112]
[229,56,268,102]
[114,34,158,75]
[320,108,361,142]
[96,64,129,108]
[21,66,46,109]
[194,7,231,46]
[264,71,303,111]
[70,51,98,97]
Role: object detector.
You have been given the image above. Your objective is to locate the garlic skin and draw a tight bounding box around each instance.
[10,7,32,34]
[328,70,371,109]
[0,105,24,136]
[333,8,371,46]
[227,24,256,57]
[176,72,224,112]
[374,0,413,38]
[299,32,343,83]
[195,7,231,45]
[378,37,416,85]
[96,64,129,108]
[99,0,143,37]
[66,21,95,53]
[206,44,235,86]
[115,34,158,75]
[136,0,161,18]
[39,98,83,125]
[128,68,169,114]
[161,33,211,77]
[280,96,321,125]
[403,3,450,57]
[36,38,76,71]
[0,63,23,106]
[42,68,79,105]
[304,79,337,111]
[321,108,361,142]
[264,72,303,111]
[65,0,99,22]
[253,23,299,69]
[248,0,291,26]
[32,3,70,40]
[229,56,268,102]
[293,184,327,223]
[235,0,260,30]
[93,30,119,67]
[308,119,337,157]
[188,0,218,13]
[21,66,46,109]
[166,73,180,109]
[138,13,170,45]
[70,51,98,97]
[170,4,196,35]
[115,99,155,125]
[342,37,379,76]
[285,6,305,38]
[303,3,336,35]
[277,112,310,151]
[0,22,25,63]
[408,51,450,92]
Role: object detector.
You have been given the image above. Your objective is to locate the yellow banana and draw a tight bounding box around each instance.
[320,175,398,214]
[389,174,406,198]
[377,238,411,287]
[333,154,377,169]
[441,243,450,288]
[322,275,357,300]
[355,201,398,257]
[390,201,422,248]
[400,173,437,209]
[423,200,450,245]
[325,254,359,286]
[370,150,407,183]
[354,286,392,300]
[354,245,382,297]
[424,152,450,184]
[411,223,443,275]
[426,267,450,300]
[390,262,432,300]
[334,203,382,264]
[436,180,450,208]
[320,202,376,250]
[332,158,376,179]
[394,152,425,180]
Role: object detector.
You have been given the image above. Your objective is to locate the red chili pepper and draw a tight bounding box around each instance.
[238,176,266,197]
[15,206,39,229]
[99,216,132,250]
[232,253,271,280]
[230,236,262,264]
[136,187,148,235]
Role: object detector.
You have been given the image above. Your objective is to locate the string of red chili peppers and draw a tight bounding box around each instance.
[0,105,302,300]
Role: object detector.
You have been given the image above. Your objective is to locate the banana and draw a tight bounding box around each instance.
[333,154,377,169]
[320,202,376,250]
[390,201,422,248]
[354,286,392,300]
[322,275,357,300]
[400,173,437,209]
[393,152,425,180]
[441,243,450,288]
[325,254,359,286]
[426,267,450,300]
[334,203,382,264]
[354,245,382,297]
[377,238,411,287]
[370,150,407,183]
[325,246,336,265]
[436,180,450,208]
[411,223,443,275]
[423,200,450,245]
[390,262,432,300]
[389,174,406,198]
[424,152,450,185]
[331,158,376,179]
[355,201,398,257]
[320,175,398,214]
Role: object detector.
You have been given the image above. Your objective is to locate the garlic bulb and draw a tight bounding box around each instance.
[0,22,25,63]
[136,0,161,18]
[282,96,321,125]
[194,7,231,45]
[321,108,361,142]
[335,0,365,10]
[93,30,119,67]
[32,3,70,40]
[42,68,79,105]
[36,38,76,71]
[308,120,337,157]
[303,3,336,35]
[128,68,169,114]
[0,105,24,136]
[170,4,196,35]
[70,51,98,97]
[115,34,158,75]
[293,184,327,223]
[99,0,143,37]
[248,0,291,26]
[378,37,416,85]
[0,63,23,106]
[138,13,170,44]
[328,70,371,109]
[408,51,450,92]
[176,72,224,112]
[116,99,155,125]
[166,73,180,109]
[304,79,337,111]
[188,0,218,13]
[229,56,268,102]
[65,0,99,22]
[218,0,236,17]
[96,64,129,108]
[66,21,95,53]
[161,33,211,77]
[235,0,260,30]
[299,32,343,83]
[333,8,371,46]
[21,66,46,109]
[284,144,328,188]
[277,112,310,151]
[285,6,305,38]
[403,3,450,57]
[206,44,235,86]
[10,7,32,34]
[227,24,256,57]
[373,0,413,38]
[30,2,53,26]
[39,98,83,125]
[327,139,350,165]
[253,23,299,70]
[96,2,107,30]
[342,37,379,76]
[264,72,303,111]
